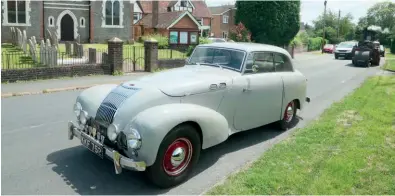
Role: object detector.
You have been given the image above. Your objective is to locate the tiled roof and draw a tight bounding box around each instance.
[208,5,234,15]
[138,0,212,18]
[138,11,186,28]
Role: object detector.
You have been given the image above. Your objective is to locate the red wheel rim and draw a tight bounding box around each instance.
[162,138,193,176]
[284,102,294,123]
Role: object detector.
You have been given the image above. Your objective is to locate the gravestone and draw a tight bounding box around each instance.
[17,28,22,48]
[10,27,15,45]
[46,29,52,41]
[53,32,59,47]
[22,30,28,53]
[46,39,52,66]
[76,34,80,44]
[31,36,37,48]
[89,48,97,64]
[77,44,84,58]
[73,42,78,56]
[40,40,46,65]
[29,39,37,62]
[65,42,71,55]
[14,28,18,46]
[49,46,58,67]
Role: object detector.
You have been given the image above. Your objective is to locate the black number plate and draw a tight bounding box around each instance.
[81,132,105,159]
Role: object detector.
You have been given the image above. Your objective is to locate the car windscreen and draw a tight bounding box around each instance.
[188,47,246,71]
[338,42,354,48]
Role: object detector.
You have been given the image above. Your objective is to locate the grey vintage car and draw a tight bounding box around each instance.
[68,42,310,188]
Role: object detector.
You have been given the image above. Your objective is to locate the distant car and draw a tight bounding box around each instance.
[379,45,385,57]
[67,42,310,188]
[322,44,335,53]
[208,37,226,43]
[334,41,357,59]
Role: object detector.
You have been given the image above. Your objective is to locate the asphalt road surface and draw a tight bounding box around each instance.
[1,54,384,195]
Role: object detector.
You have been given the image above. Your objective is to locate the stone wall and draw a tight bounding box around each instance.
[1,65,111,83]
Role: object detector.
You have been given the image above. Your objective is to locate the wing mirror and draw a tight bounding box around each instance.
[252,65,259,73]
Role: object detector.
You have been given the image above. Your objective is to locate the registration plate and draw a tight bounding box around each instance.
[81,132,105,159]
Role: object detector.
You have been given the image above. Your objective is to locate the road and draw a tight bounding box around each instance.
[1,53,384,195]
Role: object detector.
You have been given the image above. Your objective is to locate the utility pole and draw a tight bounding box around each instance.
[322,0,327,53]
[337,9,341,38]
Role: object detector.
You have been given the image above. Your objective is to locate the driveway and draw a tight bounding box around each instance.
[1,53,383,195]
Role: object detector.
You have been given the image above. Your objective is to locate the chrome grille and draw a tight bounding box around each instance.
[95,85,140,126]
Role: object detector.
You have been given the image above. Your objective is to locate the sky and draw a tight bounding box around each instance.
[204,0,395,25]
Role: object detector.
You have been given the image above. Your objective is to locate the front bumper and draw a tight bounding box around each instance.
[335,52,353,58]
[68,121,146,173]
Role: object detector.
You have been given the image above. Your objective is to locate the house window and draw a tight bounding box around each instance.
[222,31,228,39]
[180,32,188,44]
[80,17,85,28]
[48,16,54,27]
[222,15,229,24]
[7,0,27,24]
[170,31,179,44]
[105,0,120,26]
[133,13,141,24]
[190,32,198,44]
[180,0,187,7]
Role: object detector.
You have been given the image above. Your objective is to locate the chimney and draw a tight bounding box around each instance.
[152,1,159,31]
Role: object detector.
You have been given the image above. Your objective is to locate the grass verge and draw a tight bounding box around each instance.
[383,51,395,72]
[207,75,395,195]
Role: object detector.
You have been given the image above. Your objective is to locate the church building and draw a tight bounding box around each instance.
[1,0,134,43]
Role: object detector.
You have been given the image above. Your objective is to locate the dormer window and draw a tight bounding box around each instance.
[180,0,187,7]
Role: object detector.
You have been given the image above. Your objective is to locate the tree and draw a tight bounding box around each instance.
[312,10,355,44]
[366,1,395,32]
[234,0,301,46]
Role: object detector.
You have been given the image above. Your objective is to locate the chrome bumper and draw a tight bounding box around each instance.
[67,121,146,173]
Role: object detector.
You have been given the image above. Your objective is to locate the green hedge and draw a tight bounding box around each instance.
[140,34,169,49]
[307,37,329,51]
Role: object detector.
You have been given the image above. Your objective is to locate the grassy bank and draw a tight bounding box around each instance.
[383,51,395,71]
[208,75,395,195]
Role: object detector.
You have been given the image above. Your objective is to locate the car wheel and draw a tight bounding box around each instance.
[146,123,201,188]
[277,101,297,131]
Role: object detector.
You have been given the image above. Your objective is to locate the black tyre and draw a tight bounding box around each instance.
[146,123,201,188]
[277,100,297,131]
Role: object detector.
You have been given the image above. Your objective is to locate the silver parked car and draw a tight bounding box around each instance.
[68,42,310,188]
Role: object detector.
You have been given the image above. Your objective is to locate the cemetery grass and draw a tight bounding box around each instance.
[383,52,395,71]
[207,75,395,195]
[2,43,186,69]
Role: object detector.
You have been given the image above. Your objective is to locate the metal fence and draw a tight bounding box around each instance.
[123,45,145,72]
[1,48,108,70]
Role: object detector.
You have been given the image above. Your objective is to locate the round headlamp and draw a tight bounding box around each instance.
[127,128,142,150]
[79,111,88,125]
[107,124,118,141]
[74,102,82,117]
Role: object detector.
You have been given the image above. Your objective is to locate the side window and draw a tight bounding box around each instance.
[245,52,275,73]
[274,53,293,72]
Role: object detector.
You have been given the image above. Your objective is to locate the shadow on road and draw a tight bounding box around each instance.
[46,118,300,195]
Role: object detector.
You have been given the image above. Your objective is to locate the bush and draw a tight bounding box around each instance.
[290,36,303,47]
[229,22,252,42]
[391,39,395,54]
[307,37,329,51]
[140,34,169,49]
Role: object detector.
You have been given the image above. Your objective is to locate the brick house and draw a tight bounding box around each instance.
[134,0,212,37]
[1,0,134,43]
[136,3,201,46]
[208,5,236,39]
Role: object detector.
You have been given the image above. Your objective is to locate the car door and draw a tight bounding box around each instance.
[233,52,284,131]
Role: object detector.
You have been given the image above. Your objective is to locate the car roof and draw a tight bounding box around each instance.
[198,42,292,58]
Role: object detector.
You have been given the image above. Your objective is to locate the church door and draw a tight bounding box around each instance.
[60,14,74,41]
